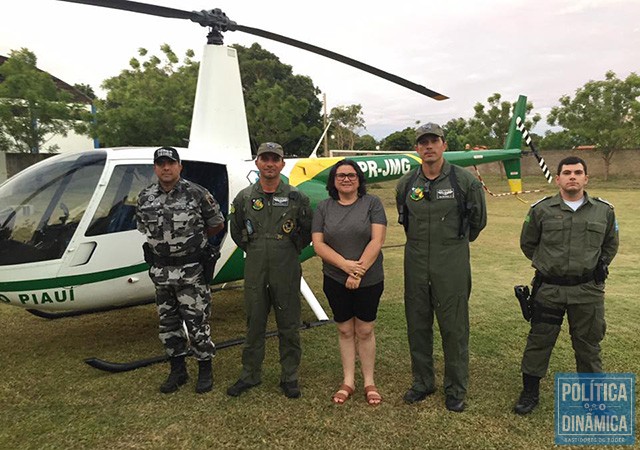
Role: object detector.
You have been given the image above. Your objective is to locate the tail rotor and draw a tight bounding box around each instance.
[516,117,552,184]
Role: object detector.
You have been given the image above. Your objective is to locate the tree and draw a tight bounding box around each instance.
[538,130,581,150]
[381,127,414,151]
[467,93,540,149]
[354,134,378,150]
[329,104,365,150]
[94,43,322,154]
[245,80,310,153]
[93,45,199,147]
[234,43,322,156]
[0,48,89,153]
[73,83,96,100]
[443,117,470,151]
[547,70,640,180]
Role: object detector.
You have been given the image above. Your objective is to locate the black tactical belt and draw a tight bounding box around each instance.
[537,271,595,286]
[154,252,202,266]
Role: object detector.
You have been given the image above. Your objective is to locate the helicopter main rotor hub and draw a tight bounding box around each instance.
[191,8,237,45]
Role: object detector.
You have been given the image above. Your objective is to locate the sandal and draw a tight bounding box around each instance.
[332,384,354,404]
[365,385,382,406]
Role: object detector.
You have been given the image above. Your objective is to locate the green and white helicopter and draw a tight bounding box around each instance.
[0,1,547,333]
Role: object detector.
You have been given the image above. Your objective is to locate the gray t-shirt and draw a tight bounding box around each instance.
[312,194,387,286]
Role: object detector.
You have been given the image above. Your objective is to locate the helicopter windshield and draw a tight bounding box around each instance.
[0,151,106,265]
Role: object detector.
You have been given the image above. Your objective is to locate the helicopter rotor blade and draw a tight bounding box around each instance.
[57,0,197,20]
[232,24,448,100]
[57,0,448,100]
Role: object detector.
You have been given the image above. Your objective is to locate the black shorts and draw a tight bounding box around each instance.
[322,275,383,323]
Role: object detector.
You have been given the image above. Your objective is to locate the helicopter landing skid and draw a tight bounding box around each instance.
[27,298,155,320]
[85,320,333,373]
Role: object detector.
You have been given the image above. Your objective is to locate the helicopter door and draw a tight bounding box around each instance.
[57,160,228,275]
[53,162,155,281]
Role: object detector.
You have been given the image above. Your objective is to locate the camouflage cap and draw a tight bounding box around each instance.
[154,146,180,163]
[256,142,284,158]
[415,123,445,142]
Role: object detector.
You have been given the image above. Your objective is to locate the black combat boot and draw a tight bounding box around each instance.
[195,359,213,394]
[159,355,188,394]
[514,373,541,415]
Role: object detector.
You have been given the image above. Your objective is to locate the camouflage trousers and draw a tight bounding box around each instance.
[153,273,216,361]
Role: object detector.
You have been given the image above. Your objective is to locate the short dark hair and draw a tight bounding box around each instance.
[326,159,367,200]
[557,156,588,175]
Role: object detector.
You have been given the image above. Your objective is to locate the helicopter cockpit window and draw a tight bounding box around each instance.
[85,164,155,236]
[0,151,107,266]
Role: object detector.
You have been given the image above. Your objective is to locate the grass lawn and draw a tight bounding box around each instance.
[0,173,638,449]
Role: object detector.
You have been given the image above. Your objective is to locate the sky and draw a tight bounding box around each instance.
[1,0,639,140]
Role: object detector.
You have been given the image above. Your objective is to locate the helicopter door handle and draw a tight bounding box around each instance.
[68,242,97,267]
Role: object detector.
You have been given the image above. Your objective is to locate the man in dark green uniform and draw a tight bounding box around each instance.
[396,123,487,412]
[227,142,313,399]
[514,156,619,415]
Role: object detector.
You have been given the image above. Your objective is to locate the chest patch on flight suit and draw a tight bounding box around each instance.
[282,219,294,233]
[410,187,425,201]
[436,188,455,199]
[252,198,264,210]
[273,196,289,207]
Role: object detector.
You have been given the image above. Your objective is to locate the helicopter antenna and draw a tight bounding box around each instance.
[57,0,448,100]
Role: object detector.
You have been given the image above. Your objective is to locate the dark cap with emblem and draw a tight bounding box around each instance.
[256,142,284,158]
[415,123,445,142]
[154,146,180,163]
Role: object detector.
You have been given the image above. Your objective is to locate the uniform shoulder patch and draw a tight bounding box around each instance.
[530,196,551,208]
[595,197,614,209]
[205,193,216,207]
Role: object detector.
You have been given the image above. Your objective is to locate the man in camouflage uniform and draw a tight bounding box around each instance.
[396,123,486,412]
[514,156,619,414]
[226,142,312,399]
[136,147,224,394]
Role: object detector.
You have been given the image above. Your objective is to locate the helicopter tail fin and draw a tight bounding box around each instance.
[501,95,529,193]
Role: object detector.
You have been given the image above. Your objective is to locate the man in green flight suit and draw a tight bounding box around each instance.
[514,156,619,415]
[227,142,313,399]
[396,123,487,412]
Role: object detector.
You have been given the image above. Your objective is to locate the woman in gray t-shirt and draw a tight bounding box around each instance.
[312,159,387,406]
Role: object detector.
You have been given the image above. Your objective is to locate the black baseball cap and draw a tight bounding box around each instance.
[154,146,180,163]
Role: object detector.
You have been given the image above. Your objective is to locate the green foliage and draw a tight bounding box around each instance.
[93,45,198,147]
[329,104,365,150]
[245,80,311,155]
[73,83,96,100]
[381,93,540,152]
[547,70,640,179]
[467,93,541,148]
[234,44,322,156]
[0,48,90,153]
[381,127,414,151]
[443,117,470,151]
[538,129,581,150]
[354,134,378,150]
[93,43,322,154]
